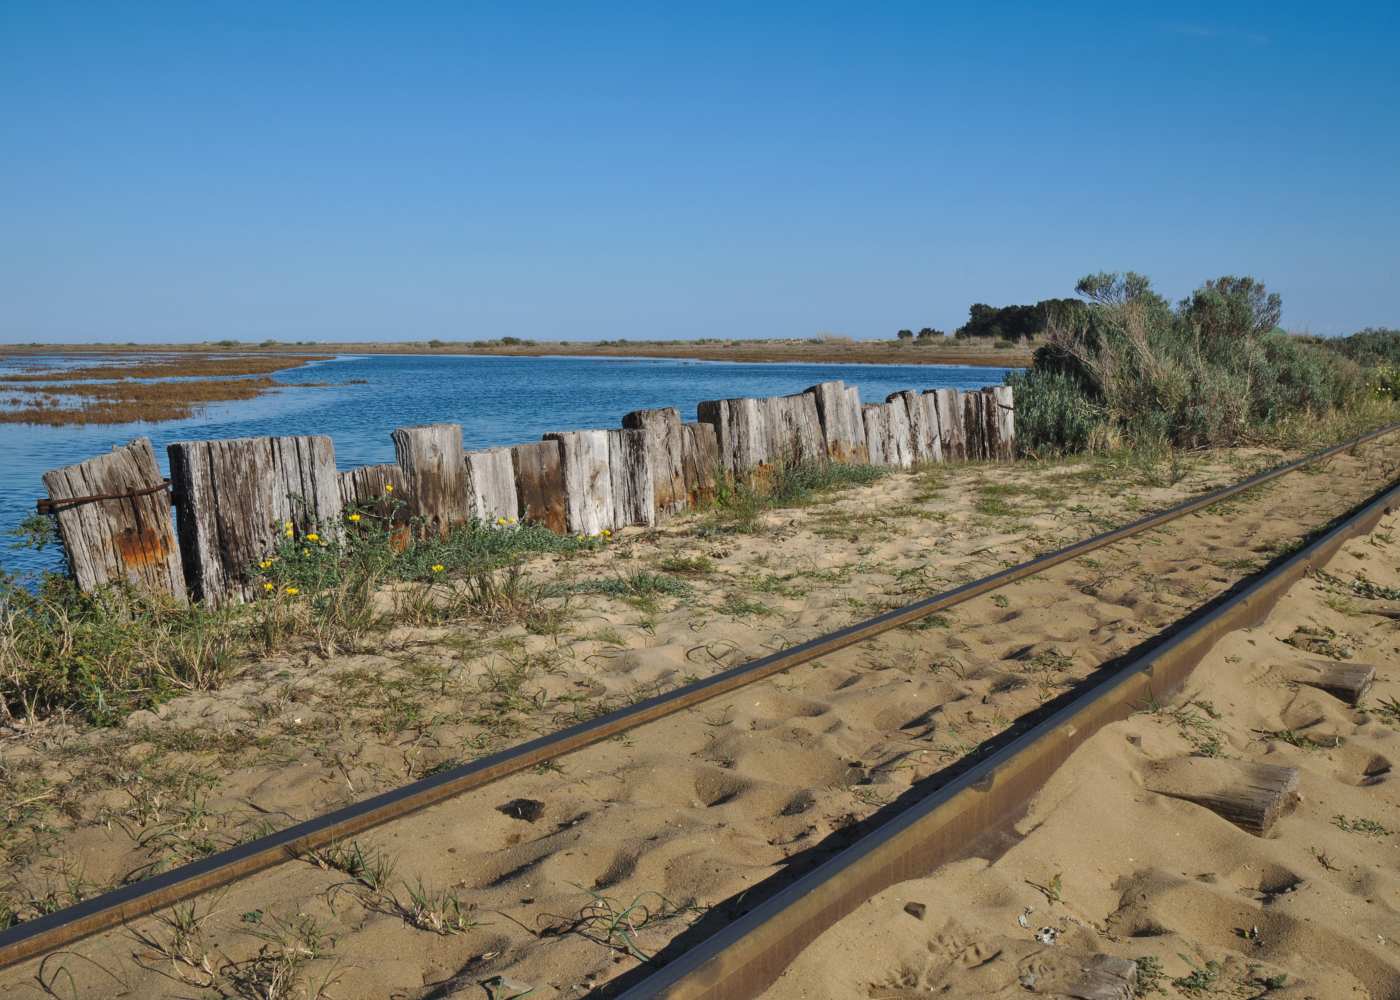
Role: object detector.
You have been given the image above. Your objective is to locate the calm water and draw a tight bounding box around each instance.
[0,354,1011,580]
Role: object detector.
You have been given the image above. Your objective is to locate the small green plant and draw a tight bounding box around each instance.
[1333,814,1391,837]
[1172,956,1221,994]
[1133,955,1165,996]
[400,878,481,934]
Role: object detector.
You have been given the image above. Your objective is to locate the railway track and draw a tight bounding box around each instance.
[1,423,1397,988]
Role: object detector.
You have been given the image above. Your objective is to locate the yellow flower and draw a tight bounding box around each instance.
[284,586,299,595]
[302,548,310,557]
[602,529,612,538]
[258,560,273,570]
[384,483,393,493]
[347,512,361,523]
[285,528,294,538]
[284,520,292,529]
[430,564,445,573]
[306,532,319,542]
[496,516,506,525]
[508,516,517,524]
[263,581,274,591]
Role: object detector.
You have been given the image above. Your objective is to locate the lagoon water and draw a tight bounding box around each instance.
[0,353,1012,580]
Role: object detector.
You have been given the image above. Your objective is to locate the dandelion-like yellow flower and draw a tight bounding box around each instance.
[263,581,274,592]
[602,529,612,538]
[508,516,517,524]
[384,483,393,493]
[285,586,300,595]
[284,520,292,529]
[431,564,445,573]
[285,528,294,538]
[496,516,506,525]
[306,532,319,542]
[259,560,273,570]
[302,548,310,557]
[347,513,361,523]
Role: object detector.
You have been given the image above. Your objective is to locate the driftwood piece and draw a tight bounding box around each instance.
[391,424,469,538]
[1146,757,1300,836]
[1364,606,1400,621]
[168,435,341,606]
[622,407,686,516]
[698,397,768,478]
[680,421,720,506]
[964,390,988,460]
[806,381,867,464]
[511,440,567,533]
[889,390,942,464]
[930,389,965,461]
[1288,659,1376,705]
[607,429,656,528]
[1065,955,1139,1000]
[41,437,186,601]
[545,430,615,535]
[464,447,519,523]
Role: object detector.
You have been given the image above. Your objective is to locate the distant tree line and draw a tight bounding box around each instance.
[894,298,1080,343]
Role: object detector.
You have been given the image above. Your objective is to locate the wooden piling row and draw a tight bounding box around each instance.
[40,381,1013,604]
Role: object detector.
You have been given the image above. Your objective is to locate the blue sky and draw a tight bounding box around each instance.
[2,2,1396,343]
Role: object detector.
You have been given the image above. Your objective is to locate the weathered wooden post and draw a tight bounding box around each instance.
[621,407,686,516]
[994,385,1016,459]
[698,397,768,480]
[338,463,411,548]
[40,438,186,601]
[930,389,966,461]
[168,435,341,606]
[608,428,656,527]
[543,430,615,535]
[464,447,519,523]
[764,392,827,467]
[391,423,469,537]
[511,440,567,533]
[680,422,720,506]
[963,391,987,460]
[805,381,866,463]
[980,389,1003,461]
[888,390,942,464]
[861,404,887,466]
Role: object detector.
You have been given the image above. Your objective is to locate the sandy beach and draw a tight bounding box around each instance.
[2,435,1398,998]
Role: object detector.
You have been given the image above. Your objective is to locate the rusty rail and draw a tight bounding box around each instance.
[0,422,1395,974]
[35,479,173,515]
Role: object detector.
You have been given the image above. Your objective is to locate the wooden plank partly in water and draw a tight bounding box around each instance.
[511,440,567,533]
[391,423,469,538]
[464,447,519,523]
[168,435,341,606]
[608,428,656,527]
[622,407,686,516]
[41,437,186,601]
[545,430,615,535]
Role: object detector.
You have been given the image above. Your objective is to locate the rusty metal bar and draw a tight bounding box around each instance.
[618,475,1400,1000]
[0,423,1394,972]
[36,479,172,515]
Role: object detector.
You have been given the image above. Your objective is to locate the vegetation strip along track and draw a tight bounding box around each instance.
[0,422,1395,973]
[617,447,1400,1000]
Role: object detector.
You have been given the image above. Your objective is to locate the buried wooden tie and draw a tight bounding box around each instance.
[1288,659,1376,705]
[1145,758,1300,836]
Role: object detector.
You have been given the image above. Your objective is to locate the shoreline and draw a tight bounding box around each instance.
[0,339,1035,368]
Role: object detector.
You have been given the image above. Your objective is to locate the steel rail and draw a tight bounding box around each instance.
[619,465,1400,999]
[1,422,1396,972]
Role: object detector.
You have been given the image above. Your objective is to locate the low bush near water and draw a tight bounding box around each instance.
[1008,272,1395,456]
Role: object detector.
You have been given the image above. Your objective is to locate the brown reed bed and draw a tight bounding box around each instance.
[0,376,317,425]
[0,354,328,383]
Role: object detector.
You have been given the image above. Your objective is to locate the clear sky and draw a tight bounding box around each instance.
[2,2,1396,343]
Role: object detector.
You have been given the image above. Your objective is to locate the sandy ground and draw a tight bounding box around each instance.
[0,338,1033,368]
[767,508,1400,1000]
[2,435,1398,998]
